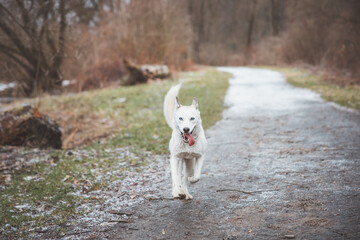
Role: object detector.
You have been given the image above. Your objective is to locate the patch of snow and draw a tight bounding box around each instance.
[14,204,32,211]
[63,151,170,232]
[62,80,76,87]
[113,97,126,103]
[0,82,15,91]
[23,176,36,181]
[27,147,170,239]
[28,156,45,164]
[3,224,17,232]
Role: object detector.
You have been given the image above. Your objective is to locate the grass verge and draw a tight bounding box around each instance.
[103,69,230,154]
[0,68,230,238]
[269,67,360,111]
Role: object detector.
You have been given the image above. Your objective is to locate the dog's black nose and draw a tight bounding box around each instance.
[183,127,190,133]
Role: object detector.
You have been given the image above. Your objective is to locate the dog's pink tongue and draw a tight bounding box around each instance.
[184,133,195,146]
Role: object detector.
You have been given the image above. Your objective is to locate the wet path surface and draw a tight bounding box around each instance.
[59,67,360,239]
[107,67,360,239]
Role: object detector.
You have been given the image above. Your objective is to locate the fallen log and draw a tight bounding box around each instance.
[140,64,171,79]
[122,59,147,85]
[122,59,171,85]
[0,106,62,149]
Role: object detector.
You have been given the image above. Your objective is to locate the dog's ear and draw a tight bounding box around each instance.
[191,97,198,109]
[176,96,182,108]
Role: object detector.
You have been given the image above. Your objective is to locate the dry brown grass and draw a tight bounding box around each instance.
[74,58,125,92]
[34,94,123,149]
[5,68,228,150]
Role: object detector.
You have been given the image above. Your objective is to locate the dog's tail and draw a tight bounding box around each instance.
[164,83,181,129]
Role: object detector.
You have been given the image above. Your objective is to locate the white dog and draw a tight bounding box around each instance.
[163,84,207,199]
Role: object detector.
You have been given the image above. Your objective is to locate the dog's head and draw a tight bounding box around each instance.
[174,97,201,144]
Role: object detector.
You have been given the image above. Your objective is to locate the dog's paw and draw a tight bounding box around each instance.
[172,190,193,200]
[172,189,183,199]
[184,193,193,200]
[188,176,200,184]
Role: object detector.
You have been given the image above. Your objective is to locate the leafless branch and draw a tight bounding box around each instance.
[216,188,279,194]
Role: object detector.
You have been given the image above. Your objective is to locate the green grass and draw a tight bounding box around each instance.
[0,154,78,237]
[0,68,230,238]
[103,69,230,154]
[267,67,360,111]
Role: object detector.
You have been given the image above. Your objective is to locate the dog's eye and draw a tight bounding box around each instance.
[179,117,183,121]
[190,117,195,121]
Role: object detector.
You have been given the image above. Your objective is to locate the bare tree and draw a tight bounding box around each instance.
[246,0,258,49]
[282,0,360,76]
[270,0,284,36]
[0,0,98,96]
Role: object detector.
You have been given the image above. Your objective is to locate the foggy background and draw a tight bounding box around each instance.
[0,0,359,96]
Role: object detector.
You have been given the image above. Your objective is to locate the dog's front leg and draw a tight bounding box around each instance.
[189,155,205,184]
[181,159,194,199]
[170,156,184,198]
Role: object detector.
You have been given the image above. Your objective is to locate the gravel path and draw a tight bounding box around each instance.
[53,67,360,239]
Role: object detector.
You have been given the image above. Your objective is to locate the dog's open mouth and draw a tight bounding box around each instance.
[183,133,195,146]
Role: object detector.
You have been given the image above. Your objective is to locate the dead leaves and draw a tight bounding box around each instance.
[62,175,70,182]
[0,174,11,183]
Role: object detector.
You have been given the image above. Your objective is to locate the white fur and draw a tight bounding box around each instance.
[163,84,208,199]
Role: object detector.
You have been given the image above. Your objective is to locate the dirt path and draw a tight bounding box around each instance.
[52,67,360,239]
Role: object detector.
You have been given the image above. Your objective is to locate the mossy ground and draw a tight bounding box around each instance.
[0,69,230,238]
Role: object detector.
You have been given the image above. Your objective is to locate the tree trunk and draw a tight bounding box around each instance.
[188,0,205,63]
[0,0,67,97]
[270,0,280,36]
[246,0,258,49]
